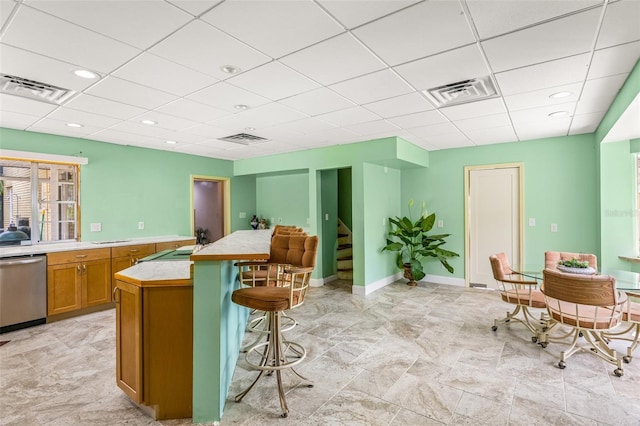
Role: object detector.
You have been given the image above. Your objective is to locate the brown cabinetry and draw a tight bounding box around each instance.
[155,238,196,252]
[111,244,156,295]
[47,248,111,316]
[114,274,193,420]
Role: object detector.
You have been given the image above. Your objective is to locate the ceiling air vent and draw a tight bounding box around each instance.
[422,76,497,108]
[0,73,76,105]
[218,133,268,145]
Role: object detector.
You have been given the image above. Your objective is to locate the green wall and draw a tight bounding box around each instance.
[320,169,338,276]
[255,170,309,228]
[0,128,245,240]
[402,134,599,277]
[338,168,353,229]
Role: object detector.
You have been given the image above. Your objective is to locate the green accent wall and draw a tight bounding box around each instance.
[402,134,599,276]
[320,169,338,276]
[338,168,353,229]
[255,170,309,227]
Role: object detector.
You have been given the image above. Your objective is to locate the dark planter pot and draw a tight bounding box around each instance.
[403,263,417,286]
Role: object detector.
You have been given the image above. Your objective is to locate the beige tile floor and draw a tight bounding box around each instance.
[1,280,640,425]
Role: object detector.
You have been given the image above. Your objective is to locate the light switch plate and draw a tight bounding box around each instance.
[529,218,535,227]
[90,223,101,232]
[551,223,558,232]
[138,222,145,230]
[239,212,246,219]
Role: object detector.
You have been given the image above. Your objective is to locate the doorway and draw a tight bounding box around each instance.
[465,164,523,289]
[191,176,230,244]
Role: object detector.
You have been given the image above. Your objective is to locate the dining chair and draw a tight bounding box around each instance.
[544,251,597,271]
[541,268,626,376]
[489,253,550,346]
[602,290,640,363]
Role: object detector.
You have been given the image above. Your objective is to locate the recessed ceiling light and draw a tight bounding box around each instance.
[73,69,98,79]
[141,119,157,125]
[234,104,249,111]
[549,91,572,99]
[221,65,241,74]
[66,122,83,128]
[166,140,177,144]
[548,111,570,118]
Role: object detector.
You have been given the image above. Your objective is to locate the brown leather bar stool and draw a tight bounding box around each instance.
[232,264,314,418]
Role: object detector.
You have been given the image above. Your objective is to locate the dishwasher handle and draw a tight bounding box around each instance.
[0,256,46,267]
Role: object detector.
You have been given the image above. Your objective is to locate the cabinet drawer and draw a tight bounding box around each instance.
[112,244,155,258]
[155,239,196,252]
[48,248,111,265]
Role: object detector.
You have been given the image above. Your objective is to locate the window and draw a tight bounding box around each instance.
[1,159,79,244]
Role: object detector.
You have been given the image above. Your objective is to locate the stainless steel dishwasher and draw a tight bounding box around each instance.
[0,255,47,334]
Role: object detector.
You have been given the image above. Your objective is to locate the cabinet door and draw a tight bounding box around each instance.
[83,259,112,307]
[115,279,143,403]
[47,263,82,315]
[111,257,135,299]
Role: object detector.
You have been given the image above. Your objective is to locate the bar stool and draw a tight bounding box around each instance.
[232,264,314,418]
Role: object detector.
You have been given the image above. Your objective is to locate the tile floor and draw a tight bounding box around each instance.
[1,280,640,425]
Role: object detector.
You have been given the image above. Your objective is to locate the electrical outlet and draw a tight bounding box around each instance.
[278,217,283,224]
[437,220,443,228]
[138,221,145,230]
[529,218,536,227]
[325,213,329,221]
[239,212,246,219]
[551,223,558,233]
[90,223,101,232]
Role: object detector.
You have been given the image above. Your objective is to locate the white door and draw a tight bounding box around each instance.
[467,166,521,289]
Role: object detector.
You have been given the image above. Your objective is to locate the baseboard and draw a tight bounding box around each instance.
[352,272,402,295]
[423,274,466,287]
[310,274,338,287]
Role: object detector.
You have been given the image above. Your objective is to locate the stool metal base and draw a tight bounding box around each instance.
[235,311,312,418]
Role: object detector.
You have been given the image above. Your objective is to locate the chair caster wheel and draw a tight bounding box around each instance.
[623,355,632,363]
[281,412,288,418]
[491,325,497,331]
[614,368,624,377]
[558,361,566,369]
[505,319,510,323]
[531,336,538,343]
[540,342,548,348]
[307,384,314,388]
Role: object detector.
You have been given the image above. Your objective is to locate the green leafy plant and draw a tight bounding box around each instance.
[558,258,589,268]
[382,200,459,285]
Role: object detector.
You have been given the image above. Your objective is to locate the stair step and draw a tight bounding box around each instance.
[337,259,353,270]
[337,247,352,258]
[338,233,349,237]
[337,270,353,280]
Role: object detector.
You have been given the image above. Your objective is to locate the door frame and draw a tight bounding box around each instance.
[464,163,524,287]
[190,175,231,238]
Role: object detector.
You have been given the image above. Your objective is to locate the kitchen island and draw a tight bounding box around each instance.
[189,229,271,423]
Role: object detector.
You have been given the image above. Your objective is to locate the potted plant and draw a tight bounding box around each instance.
[557,258,596,275]
[382,200,459,286]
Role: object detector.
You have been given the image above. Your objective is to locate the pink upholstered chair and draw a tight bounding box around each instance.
[603,291,640,363]
[544,251,597,272]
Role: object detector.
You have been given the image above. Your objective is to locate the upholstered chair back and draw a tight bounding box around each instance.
[544,251,598,271]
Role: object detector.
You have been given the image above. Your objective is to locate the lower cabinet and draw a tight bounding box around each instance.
[111,243,156,296]
[114,279,193,420]
[47,249,111,316]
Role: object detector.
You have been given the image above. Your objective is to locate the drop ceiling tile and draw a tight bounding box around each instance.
[0,0,17,29]
[133,111,200,131]
[182,124,233,139]
[410,122,460,139]
[495,54,591,96]
[329,69,414,105]
[166,0,222,16]
[306,126,361,144]
[503,82,583,112]
[514,117,572,141]
[344,119,399,136]
[196,138,250,151]
[25,0,193,49]
[280,33,386,86]
[251,126,304,144]
[426,132,473,150]
[353,1,475,66]
[226,62,319,101]
[210,103,307,130]
[2,6,139,73]
[113,53,218,97]
[158,132,209,144]
[0,44,97,92]
[0,93,58,116]
[575,73,629,115]
[510,101,576,127]
[187,81,270,112]
[277,87,355,116]
[317,0,420,29]
[316,106,381,127]
[0,110,43,129]
[569,111,605,135]
[64,94,146,120]
[454,113,511,132]
[465,0,601,40]
[439,98,506,121]
[481,8,601,73]
[90,129,165,147]
[596,0,640,49]
[363,92,434,118]
[86,77,177,109]
[394,45,491,92]
[28,118,103,136]
[463,125,519,145]
[201,0,344,58]
[47,108,122,128]
[387,110,448,129]
[150,20,271,80]
[109,120,184,140]
[278,117,336,135]
[156,99,230,123]
[588,41,640,80]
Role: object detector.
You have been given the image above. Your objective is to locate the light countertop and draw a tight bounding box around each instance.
[115,260,192,288]
[190,229,271,261]
[0,235,194,258]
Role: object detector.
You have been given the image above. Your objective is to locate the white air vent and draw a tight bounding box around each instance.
[218,133,268,145]
[422,76,497,108]
[0,74,76,105]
